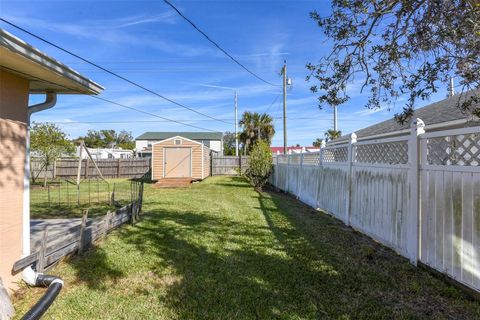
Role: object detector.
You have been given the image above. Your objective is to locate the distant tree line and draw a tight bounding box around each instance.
[73,129,135,150]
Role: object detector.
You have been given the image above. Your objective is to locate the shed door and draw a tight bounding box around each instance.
[164,147,191,178]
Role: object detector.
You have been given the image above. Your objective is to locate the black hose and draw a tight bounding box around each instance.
[21,275,63,320]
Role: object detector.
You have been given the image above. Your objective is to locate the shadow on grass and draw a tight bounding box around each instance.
[68,246,124,291]
[113,210,340,319]
[60,177,480,319]
[256,189,479,319]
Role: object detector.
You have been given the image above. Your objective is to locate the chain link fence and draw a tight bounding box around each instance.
[30,179,139,218]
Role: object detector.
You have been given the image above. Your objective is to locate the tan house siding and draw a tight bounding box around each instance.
[0,70,29,290]
[152,137,211,180]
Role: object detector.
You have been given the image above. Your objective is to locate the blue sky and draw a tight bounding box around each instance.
[1,0,447,146]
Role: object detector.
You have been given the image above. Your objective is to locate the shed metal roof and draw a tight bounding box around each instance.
[136,132,223,141]
[335,91,479,143]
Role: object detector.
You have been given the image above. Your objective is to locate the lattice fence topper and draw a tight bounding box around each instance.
[427,133,480,166]
[355,141,408,165]
[322,146,348,163]
[302,153,320,165]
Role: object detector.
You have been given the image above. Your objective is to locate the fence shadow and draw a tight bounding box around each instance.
[257,188,478,318]
[109,205,341,318]
[68,246,124,291]
[55,177,479,318]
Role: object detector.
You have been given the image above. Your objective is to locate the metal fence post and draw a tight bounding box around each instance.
[239,155,242,175]
[138,181,144,214]
[408,118,425,265]
[345,133,357,226]
[85,158,89,179]
[88,178,91,205]
[78,210,89,255]
[111,182,115,205]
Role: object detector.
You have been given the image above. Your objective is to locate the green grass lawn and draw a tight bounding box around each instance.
[14,176,480,319]
[30,179,133,219]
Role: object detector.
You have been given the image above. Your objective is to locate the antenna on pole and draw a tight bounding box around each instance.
[449,77,455,97]
[333,106,338,132]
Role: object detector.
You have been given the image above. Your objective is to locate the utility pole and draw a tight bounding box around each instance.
[333,105,338,132]
[234,91,239,156]
[283,60,287,155]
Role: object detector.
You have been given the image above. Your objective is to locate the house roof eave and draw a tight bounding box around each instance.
[0,28,104,95]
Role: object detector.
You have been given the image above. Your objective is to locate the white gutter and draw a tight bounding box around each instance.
[22,92,57,257]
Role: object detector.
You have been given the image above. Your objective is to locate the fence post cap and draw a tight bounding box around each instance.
[410,118,425,135]
[349,133,357,144]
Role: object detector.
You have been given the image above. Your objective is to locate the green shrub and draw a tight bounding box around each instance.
[245,140,272,191]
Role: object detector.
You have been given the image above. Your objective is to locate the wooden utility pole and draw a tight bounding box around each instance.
[283,60,287,155]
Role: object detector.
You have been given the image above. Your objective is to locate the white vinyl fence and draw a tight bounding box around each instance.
[270,119,480,293]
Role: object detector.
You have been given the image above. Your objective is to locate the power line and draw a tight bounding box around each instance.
[162,0,280,87]
[0,17,232,125]
[43,116,365,125]
[2,66,218,132]
[264,94,281,114]
[91,96,218,132]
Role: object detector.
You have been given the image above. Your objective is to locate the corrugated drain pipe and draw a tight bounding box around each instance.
[21,92,63,320]
[21,267,64,320]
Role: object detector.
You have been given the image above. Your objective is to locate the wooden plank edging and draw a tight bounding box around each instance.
[12,200,140,274]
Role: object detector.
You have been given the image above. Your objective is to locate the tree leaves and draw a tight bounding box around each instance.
[31,122,75,185]
[324,129,342,142]
[245,140,273,191]
[307,0,480,122]
[75,130,135,150]
[239,111,275,155]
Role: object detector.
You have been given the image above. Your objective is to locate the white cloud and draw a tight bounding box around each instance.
[6,15,214,57]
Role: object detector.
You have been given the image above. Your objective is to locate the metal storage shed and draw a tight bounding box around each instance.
[151,136,211,180]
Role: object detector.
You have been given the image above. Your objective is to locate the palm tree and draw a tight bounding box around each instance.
[239,111,275,154]
[324,129,342,142]
[258,113,275,143]
[312,137,324,147]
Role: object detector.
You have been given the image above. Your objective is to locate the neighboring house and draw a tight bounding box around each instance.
[151,136,211,180]
[76,146,134,159]
[31,146,133,160]
[271,146,320,154]
[136,131,223,156]
[333,91,480,144]
[0,28,103,302]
